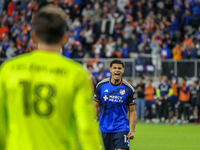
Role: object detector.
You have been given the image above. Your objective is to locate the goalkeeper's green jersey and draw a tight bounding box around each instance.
[0,50,103,150]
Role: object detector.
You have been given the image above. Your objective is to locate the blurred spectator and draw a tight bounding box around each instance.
[72,44,85,58]
[7,0,17,16]
[113,23,123,40]
[196,26,200,42]
[182,10,193,32]
[187,45,198,59]
[151,29,163,55]
[136,76,145,121]
[115,37,122,52]
[1,34,11,58]
[0,23,9,39]
[160,43,172,60]
[169,13,179,40]
[0,0,4,13]
[27,38,37,52]
[117,0,129,12]
[183,34,193,47]
[105,36,115,58]
[82,4,94,18]
[129,33,139,59]
[138,36,152,64]
[94,39,103,56]
[172,43,182,60]
[181,45,189,59]
[6,41,16,59]
[122,21,133,43]
[154,12,166,25]
[70,3,81,20]
[93,2,102,26]
[84,25,94,51]
[121,43,129,58]
[101,6,109,35]
[164,33,175,50]
[103,62,111,78]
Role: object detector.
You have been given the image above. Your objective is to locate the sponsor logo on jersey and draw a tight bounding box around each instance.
[120,89,125,95]
[161,85,168,91]
[103,95,108,101]
[104,89,109,92]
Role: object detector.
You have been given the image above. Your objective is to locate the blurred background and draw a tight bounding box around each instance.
[1,0,200,83]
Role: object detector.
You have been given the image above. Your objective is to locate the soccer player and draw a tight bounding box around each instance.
[144,78,156,123]
[189,80,199,124]
[93,59,136,150]
[176,77,190,125]
[168,76,179,124]
[0,5,103,150]
[156,75,173,124]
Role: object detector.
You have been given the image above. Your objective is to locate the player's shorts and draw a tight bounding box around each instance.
[145,100,156,111]
[191,98,198,109]
[101,131,130,150]
[169,96,178,111]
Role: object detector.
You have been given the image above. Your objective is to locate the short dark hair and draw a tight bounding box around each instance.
[34,5,68,44]
[139,75,144,79]
[182,77,187,82]
[110,59,125,68]
[147,78,153,82]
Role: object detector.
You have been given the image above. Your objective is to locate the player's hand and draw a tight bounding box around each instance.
[128,131,134,139]
[159,96,163,100]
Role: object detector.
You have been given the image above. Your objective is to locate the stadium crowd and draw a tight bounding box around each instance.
[1,0,200,61]
[134,70,200,125]
[1,0,200,81]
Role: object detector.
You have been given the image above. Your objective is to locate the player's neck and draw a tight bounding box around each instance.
[38,43,61,53]
[110,77,122,85]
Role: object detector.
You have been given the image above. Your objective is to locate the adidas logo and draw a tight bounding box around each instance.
[104,89,109,92]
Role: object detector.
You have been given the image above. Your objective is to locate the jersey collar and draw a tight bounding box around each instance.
[109,77,123,86]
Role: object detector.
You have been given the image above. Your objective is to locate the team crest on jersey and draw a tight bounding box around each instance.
[120,89,125,95]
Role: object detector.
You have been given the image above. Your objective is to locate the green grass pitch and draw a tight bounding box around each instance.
[130,122,200,150]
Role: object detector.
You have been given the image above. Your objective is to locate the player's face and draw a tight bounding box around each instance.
[147,81,152,86]
[180,78,185,85]
[192,82,197,87]
[163,76,167,82]
[110,64,124,81]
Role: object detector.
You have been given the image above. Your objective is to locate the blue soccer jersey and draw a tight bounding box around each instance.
[93,78,136,133]
[158,83,171,97]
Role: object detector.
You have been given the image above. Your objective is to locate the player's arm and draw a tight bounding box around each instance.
[128,104,136,139]
[93,84,101,109]
[73,69,104,150]
[156,85,162,100]
[168,88,173,97]
[156,89,161,98]
[0,65,7,150]
[127,89,136,139]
